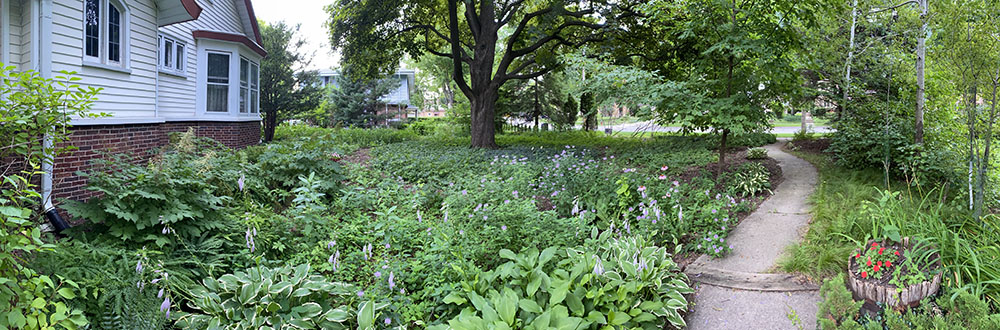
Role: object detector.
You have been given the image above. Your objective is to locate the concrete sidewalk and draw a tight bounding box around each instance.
[683,143,821,329]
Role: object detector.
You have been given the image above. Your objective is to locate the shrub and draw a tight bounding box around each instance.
[175,264,372,329]
[63,151,232,247]
[432,232,692,329]
[729,162,772,197]
[251,137,344,201]
[746,147,768,160]
[1,68,102,330]
[31,241,170,330]
[816,273,863,329]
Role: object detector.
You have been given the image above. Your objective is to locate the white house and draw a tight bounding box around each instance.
[3,0,266,212]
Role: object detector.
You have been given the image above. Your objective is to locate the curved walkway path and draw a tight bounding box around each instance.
[684,143,821,329]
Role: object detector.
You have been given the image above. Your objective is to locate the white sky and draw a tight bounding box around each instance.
[251,0,341,70]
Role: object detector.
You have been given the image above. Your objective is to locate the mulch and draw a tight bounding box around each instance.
[790,138,832,154]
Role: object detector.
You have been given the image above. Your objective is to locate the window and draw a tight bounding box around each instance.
[250,61,259,114]
[240,58,248,113]
[158,34,185,73]
[239,56,259,114]
[83,0,127,67]
[206,52,230,112]
[85,0,99,57]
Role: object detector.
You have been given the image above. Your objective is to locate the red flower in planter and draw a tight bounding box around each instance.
[874,264,880,272]
[878,261,883,267]
[895,251,900,256]
[878,247,884,255]
[862,271,868,278]
[856,253,861,259]
[866,259,872,266]
[886,261,892,268]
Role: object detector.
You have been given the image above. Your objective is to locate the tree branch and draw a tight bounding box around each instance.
[464,0,482,38]
[449,0,472,97]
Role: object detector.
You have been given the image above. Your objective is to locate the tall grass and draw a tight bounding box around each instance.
[780,150,1000,310]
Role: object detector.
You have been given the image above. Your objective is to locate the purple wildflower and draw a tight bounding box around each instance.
[357,291,364,297]
[375,271,382,278]
[388,272,396,288]
[237,172,245,191]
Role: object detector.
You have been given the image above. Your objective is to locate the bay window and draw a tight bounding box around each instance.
[239,57,260,114]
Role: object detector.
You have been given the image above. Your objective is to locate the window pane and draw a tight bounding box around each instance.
[207,53,229,83]
[240,58,248,86]
[250,63,259,88]
[240,87,247,113]
[251,90,258,113]
[108,4,121,62]
[175,44,184,71]
[164,39,173,68]
[85,0,99,57]
[207,85,228,112]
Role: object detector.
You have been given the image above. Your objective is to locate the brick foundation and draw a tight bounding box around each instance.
[50,120,260,206]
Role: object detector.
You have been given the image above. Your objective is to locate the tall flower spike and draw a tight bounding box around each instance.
[238,172,245,192]
[593,256,604,275]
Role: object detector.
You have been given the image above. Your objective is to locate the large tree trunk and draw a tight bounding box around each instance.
[470,90,499,148]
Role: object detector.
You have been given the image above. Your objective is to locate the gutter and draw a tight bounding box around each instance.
[38,0,70,232]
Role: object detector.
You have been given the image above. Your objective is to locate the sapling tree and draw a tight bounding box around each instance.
[640,0,814,167]
[259,21,322,142]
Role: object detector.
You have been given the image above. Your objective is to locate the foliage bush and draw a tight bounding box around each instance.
[175,264,371,329]
[746,147,768,160]
[728,162,772,197]
[1,68,100,330]
[62,141,234,246]
[432,233,692,329]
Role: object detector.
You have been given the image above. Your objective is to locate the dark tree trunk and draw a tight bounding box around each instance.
[263,109,278,142]
[470,90,499,148]
[719,128,729,176]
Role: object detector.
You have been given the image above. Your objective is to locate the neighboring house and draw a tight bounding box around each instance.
[318,69,417,125]
[4,0,265,209]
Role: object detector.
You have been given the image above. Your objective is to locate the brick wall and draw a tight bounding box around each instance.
[50,120,260,207]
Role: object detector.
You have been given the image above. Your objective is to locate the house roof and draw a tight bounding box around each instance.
[156,0,202,26]
[190,0,266,57]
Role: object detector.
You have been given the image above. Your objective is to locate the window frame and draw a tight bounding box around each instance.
[205,51,231,113]
[238,56,260,114]
[82,0,130,70]
[158,34,186,75]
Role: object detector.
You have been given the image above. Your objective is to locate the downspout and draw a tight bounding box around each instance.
[38,0,69,232]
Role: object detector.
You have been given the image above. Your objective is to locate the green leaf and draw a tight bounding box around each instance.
[57,287,76,299]
[608,310,631,326]
[357,300,375,329]
[518,299,543,314]
[443,292,467,305]
[468,291,498,323]
[31,297,46,309]
[564,291,584,316]
[496,288,517,326]
[292,302,323,319]
[499,249,517,261]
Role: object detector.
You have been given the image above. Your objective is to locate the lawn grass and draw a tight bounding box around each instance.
[773,115,831,127]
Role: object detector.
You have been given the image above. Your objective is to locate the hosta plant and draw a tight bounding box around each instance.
[432,230,692,329]
[175,264,378,329]
[746,147,768,160]
[730,162,771,197]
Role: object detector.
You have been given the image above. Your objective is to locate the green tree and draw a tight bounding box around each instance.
[641,0,815,167]
[325,71,401,128]
[327,0,627,148]
[550,94,579,130]
[260,21,322,142]
[498,73,567,130]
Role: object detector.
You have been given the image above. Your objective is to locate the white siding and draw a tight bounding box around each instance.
[157,0,254,118]
[51,0,158,118]
[8,0,31,71]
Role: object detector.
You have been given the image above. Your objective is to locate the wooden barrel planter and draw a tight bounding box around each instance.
[846,237,942,310]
